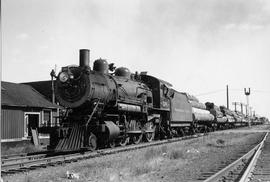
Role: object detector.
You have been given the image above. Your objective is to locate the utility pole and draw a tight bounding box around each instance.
[232,102,237,112]
[244,88,251,126]
[232,102,241,112]
[226,85,229,109]
[0,1,3,178]
[50,69,56,104]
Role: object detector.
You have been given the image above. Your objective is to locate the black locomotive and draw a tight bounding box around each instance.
[50,49,248,151]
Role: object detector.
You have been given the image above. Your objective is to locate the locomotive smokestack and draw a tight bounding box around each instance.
[79,49,90,67]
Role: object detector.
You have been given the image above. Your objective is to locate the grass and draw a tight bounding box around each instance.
[168,149,185,159]
[216,139,225,145]
[133,164,153,176]
[1,143,44,156]
[131,144,186,177]
[3,132,264,182]
[144,143,186,161]
[132,145,184,176]
[144,145,168,160]
[207,138,226,148]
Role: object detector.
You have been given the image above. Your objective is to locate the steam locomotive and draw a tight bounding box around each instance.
[50,49,248,151]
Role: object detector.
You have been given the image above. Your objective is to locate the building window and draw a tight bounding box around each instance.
[42,110,51,127]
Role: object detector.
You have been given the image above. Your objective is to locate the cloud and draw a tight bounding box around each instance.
[224,23,264,31]
[135,0,270,36]
[16,33,29,40]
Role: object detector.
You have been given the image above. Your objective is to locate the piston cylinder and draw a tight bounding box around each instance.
[104,121,120,141]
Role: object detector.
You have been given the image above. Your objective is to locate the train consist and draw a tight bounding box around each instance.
[50,49,259,151]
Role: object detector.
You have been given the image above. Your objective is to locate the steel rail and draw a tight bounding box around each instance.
[2,154,47,165]
[1,150,51,160]
[239,132,268,182]
[2,133,205,175]
[203,132,268,182]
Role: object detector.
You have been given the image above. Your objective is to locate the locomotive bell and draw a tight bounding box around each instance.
[93,58,109,74]
[79,49,90,67]
[115,67,131,78]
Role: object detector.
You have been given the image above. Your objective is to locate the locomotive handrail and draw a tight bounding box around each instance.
[107,74,118,107]
[85,99,101,127]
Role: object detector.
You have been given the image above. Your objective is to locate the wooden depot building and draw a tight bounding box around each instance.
[1,81,59,143]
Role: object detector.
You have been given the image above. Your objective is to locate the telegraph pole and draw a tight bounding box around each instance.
[244,88,251,126]
[0,1,3,178]
[226,85,229,109]
[232,102,237,112]
[50,69,56,104]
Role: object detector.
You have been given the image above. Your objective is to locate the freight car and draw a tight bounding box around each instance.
[49,49,246,151]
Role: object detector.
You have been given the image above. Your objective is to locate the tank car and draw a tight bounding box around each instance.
[51,50,156,151]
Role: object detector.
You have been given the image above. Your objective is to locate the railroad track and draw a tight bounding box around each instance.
[1,133,205,176]
[245,132,270,182]
[197,132,268,182]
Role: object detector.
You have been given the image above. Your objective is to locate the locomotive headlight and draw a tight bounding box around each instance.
[59,72,69,83]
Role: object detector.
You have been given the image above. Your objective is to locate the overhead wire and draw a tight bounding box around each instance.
[194,88,270,97]
[229,89,270,94]
[194,89,225,96]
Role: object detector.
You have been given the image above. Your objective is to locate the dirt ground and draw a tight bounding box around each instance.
[3,130,266,182]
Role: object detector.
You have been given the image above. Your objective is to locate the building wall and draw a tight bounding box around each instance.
[1,106,59,142]
[1,107,24,140]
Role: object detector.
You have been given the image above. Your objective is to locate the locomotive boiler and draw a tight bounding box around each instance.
[52,49,155,150]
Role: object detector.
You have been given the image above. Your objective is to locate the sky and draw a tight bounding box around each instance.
[2,0,270,118]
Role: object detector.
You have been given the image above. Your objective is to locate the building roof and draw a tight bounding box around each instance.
[23,80,53,101]
[1,81,59,109]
